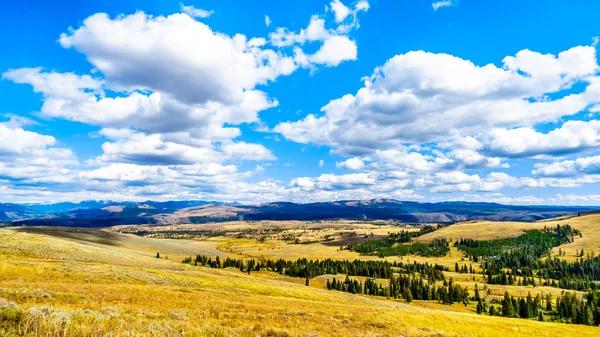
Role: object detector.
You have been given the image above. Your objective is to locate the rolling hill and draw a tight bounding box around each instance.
[2,224,599,337]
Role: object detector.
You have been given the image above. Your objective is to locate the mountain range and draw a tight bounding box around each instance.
[1,199,596,227]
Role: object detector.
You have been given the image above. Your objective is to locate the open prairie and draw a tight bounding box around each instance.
[1,225,599,337]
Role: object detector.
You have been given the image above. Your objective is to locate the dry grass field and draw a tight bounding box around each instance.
[416,213,600,261]
[12,226,226,262]
[2,226,599,337]
[2,214,600,336]
[112,221,428,263]
[415,221,549,242]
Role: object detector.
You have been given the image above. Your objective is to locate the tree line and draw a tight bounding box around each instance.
[327,274,470,305]
[183,254,394,278]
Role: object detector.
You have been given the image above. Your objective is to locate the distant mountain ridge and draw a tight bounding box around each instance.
[229,199,595,223]
[1,198,596,227]
[0,200,220,222]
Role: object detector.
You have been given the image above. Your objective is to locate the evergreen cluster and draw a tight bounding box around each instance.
[456,225,579,262]
[479,290,600,326]
[183,255,394,278]
[327,275,469,305]
[537,256,600,290]
[348,225,449,257]
[397,261,447,281]
[555,291,600,325]
[456,225,600,291]
[454,262,474,274]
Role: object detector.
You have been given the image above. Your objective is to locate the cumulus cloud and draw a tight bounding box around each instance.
[269,1,368,68]
[0,121,77,186]
[96,133,222,165]
[308,35,357,66]
[265,15,271,27]
[58,12,296,105]
[292,172,380,191]
[275,44,599,157]
[0,121,57,154]
[330,0,351,22]
[533,155,600,177]
[336,157,365,170]
[484,120,600,158]
[180,3,214,19]
[3,67,103,100]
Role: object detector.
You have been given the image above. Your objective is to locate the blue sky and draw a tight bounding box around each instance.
[1,0,600,205]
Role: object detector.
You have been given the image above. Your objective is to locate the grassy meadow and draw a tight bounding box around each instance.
[1,215,600,336]
[417,213,600,260]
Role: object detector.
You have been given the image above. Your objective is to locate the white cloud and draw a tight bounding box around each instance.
[432,0,456,11]
[3,67,103,101]
[268,1,367,68]
[335,0,369,33]
[330,0,351,22]
[80,162,237,183]
[0,122,56,154]
[0,121,77,185]
[533,155,600,177]
[336,157,365,170]
[318,160,324,167]
[454,193,545,205]
[221,141,276,161]
[309,35,357,66]
[275,44,599,156]
[270,16,331,47]
[80,163,165,182]
[265,15,271,27]
[97,128,135,140]
[59,12,296,105]
[294,172,377,191]
[484,120,600,158]
[553,194,600,205]
[97,133,222,165]
[180,3,214,19]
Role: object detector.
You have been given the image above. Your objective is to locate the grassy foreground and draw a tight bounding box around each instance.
[1,227,598,337]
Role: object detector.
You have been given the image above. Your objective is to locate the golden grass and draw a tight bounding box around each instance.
[416,214,600,261]
[415,221,549,242]
[13,226,225,262]
[544,214,600,260]
[1,227,599,337]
